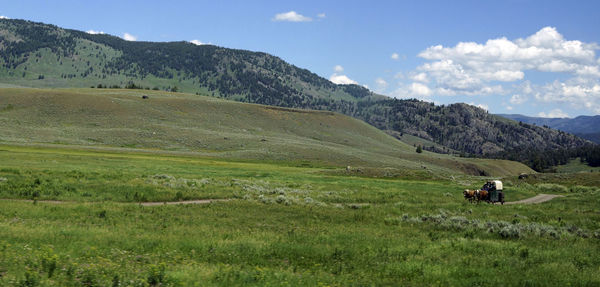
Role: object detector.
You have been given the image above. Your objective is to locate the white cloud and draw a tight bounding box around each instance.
[534,79,600,113]
[509,94,527,105]
[317,13,326,19]
[330,65,358,85]
[390,82,433,101]
[123,33,137,41]
[374,78,388,92]
[330,74,357,85]
[86,30,105,35]
[411,72,428,83]
[410,82,432,97]
[273,11,312,22]
[506,105,513,111]
[521,81,534,94]
[415,26,600,98]
[190,40,207,45]
[468,102,489,111]
[538,109,569,118]
[0,16,9,19]
[391,53,400,60]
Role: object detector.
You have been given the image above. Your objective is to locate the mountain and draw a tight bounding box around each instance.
[0,18,592,169]
[498,114,600,144]
[0,87,533,176]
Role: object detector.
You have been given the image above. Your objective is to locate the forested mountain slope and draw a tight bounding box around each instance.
[0,18,592,167]
[499,114,600,144]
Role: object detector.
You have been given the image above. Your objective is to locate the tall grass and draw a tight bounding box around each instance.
[0,145,598,285]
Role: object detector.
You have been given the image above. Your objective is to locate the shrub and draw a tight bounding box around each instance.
[499,225,521,239]
[569,185,598,193]
[275,195,291,205]
[147,263,167,286]
[19,269,40,287]
[536,183,568,193]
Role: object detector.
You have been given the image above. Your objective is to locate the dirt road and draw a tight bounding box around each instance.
[2,194,563,206]
[1,198,229,206]
[138,199,228,206]
[504,194,564,205]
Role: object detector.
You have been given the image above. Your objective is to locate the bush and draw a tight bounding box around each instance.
[499,225,521,239]
[569,185,598,193]
[19,269,40,287]
[147,263,167,286]
[536,183,568,193]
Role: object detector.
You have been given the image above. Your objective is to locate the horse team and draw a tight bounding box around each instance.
[463,189,489,203]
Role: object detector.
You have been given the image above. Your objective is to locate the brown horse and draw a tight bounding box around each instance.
[463,189,477,202]
[476,189,489,202]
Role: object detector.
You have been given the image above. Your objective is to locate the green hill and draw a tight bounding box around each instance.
[0,18,591,170]
[0,87,532,176]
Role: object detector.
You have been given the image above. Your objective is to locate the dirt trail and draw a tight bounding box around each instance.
[2,194,563,206]
[0,198,229,206]
[504,194,564,205]
[138,199,229,206]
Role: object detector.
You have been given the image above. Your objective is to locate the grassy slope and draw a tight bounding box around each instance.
[555,158,600,173]
[0,146,598,286]
[0,88,532,176]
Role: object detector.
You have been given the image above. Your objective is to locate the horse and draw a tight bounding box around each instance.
[463,189,477,202]
[476,189,489,202]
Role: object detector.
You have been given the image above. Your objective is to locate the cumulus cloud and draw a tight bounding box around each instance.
[317,13,326,19]
[468,102,489,111]
[329,66,357,85]
[411,72,428,83]
[538,109,569,118]
[273,11,312,22]
[409,26,600,114]
[0,16,9,19]
[410,82,432,97]
[390,82,433,101]
[391,53,400,60]
[374,78,388,92]
[419,27,598,79]
[509,94,527,105]
[330,74,357,85]
[534,79,600,113]
[86,30,105,35]
[123,33,137,41]
[190,40,207,45]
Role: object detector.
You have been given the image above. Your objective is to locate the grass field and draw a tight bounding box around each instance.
[0,145,599,286]
[555,158,600,173]
[0,87,532,177]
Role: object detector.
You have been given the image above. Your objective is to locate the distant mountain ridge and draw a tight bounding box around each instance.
[498,114,600,144]
[0,18,593,170]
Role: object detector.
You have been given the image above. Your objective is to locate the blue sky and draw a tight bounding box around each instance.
[1,0,600,117]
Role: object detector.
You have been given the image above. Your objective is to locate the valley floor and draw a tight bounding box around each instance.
[0,145,599,286]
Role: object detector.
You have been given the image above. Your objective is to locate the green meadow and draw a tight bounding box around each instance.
[1,145,599,286]
[0,88,532,177]
[0,87,598,286]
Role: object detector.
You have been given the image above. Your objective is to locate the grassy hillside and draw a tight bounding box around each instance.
[0,145,598,285]
[0,18,591,169]
[0,87,532,176]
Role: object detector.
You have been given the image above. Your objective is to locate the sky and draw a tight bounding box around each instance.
[1,0,600,117]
